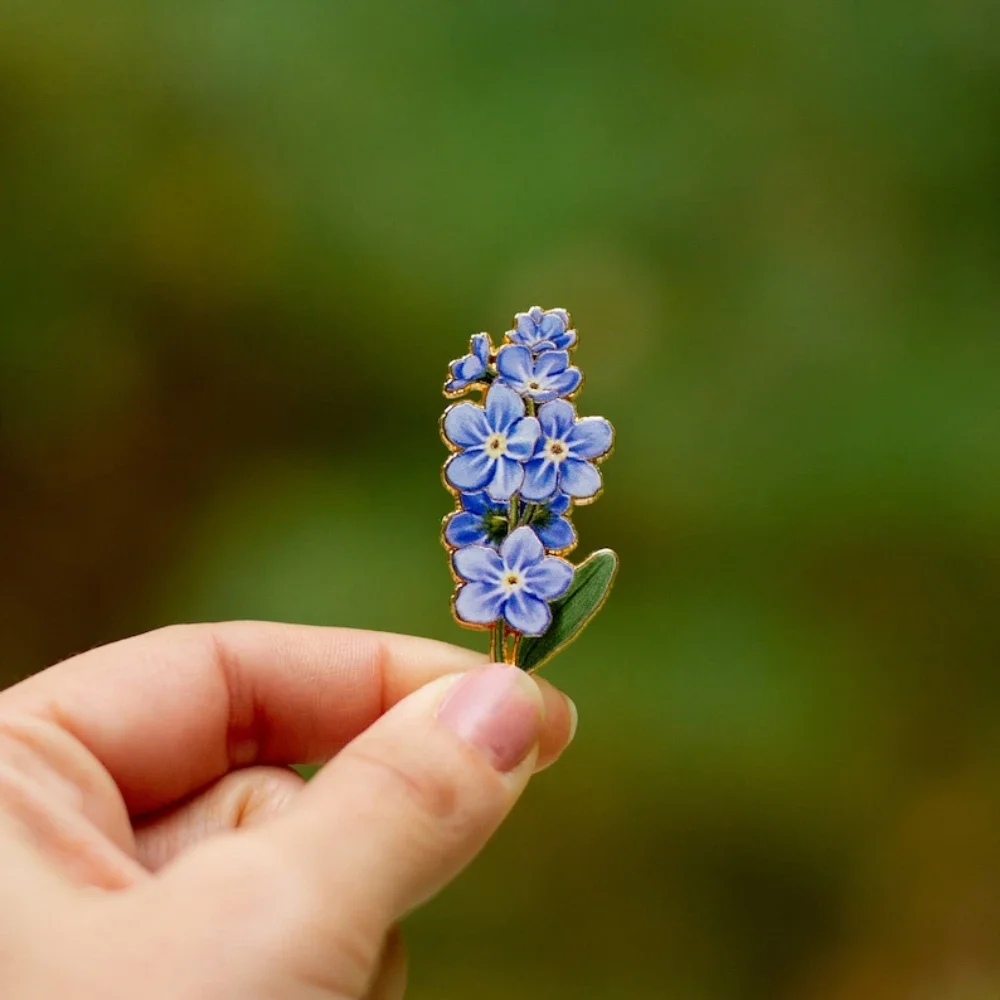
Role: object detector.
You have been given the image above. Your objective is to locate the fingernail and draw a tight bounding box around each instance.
[437,664,543,772]
[566,695,579,744]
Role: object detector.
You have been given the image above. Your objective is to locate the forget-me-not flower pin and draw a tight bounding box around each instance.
[441,306,617,670]
[495,344,582,402]
[453,526,573,635]
[520,399,614,502]
[443,383,541,501]
[508,306,577,353]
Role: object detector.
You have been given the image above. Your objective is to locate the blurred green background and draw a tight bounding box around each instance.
[2,2,999,997]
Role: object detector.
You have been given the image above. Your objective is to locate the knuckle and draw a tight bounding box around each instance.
[342,745,461,824]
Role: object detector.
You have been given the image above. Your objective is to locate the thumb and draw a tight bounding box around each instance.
[218,664,546,995]
[273,663,545,912]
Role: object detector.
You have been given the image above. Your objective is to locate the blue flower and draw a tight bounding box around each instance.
[445,332,491,394]
[508,306,577,353]
[445,490,577,552]
[453,526,574,635]
[444,492,509,548]
[520,399,614,502]
[443,383,541,501]
[527,492,577,551]
[495,344,582,402]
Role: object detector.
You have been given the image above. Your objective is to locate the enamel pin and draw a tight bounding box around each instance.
[440,306,618,671]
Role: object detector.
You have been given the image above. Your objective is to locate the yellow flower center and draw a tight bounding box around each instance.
[543,439,568,463]
[485,432,507,456]
[503,571,523,593]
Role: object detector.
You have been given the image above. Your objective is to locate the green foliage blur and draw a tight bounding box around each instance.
[2,2,999,997]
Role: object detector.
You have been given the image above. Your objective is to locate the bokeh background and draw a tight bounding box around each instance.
[2,2,999,997]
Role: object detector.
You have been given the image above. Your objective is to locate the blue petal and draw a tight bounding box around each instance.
[453,544,504,583]
[450,359,465,378]
[455,581,505,625]
[457,354,485,381]
[568,415,613,459]
[536,515,575,551]
[504,591,551,636]
[548,492,571,515]
[520,458,558,501]
[445,511,489,547]
[486,455,523,500]
[539,311,568,339]
[500,525,544,572]
[550,328,577,351]
[534,350,569,377]
[496,344,533,383]
[471,332,490,364]
[445,448,494,492]
[444,378,465,393]
[484,383,524,434]
[525,556,574,600]
[444,402,489,447]
[549,368,582,397]
[515,313,540,344]
[559,458,602,498]
[461,491,491,515]
[505,415,540,461]
[537,398,576,440]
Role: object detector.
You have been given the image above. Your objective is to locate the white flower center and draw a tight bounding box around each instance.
[502,571,524,594]
[543,438,569,463]
[485,432,507,457]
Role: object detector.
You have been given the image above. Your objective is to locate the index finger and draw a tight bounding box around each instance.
[0,623,484,814]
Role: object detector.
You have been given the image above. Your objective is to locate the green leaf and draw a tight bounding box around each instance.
[518,549,619,673]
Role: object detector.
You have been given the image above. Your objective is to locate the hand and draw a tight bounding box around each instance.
[0,623,576,999]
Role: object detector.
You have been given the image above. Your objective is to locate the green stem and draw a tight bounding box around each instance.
[489,621,503,662]
[518,399,537,526]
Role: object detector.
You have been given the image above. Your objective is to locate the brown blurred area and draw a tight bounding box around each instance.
[1,2,999,997]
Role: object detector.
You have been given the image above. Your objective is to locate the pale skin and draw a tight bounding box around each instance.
[0,622,576,999]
